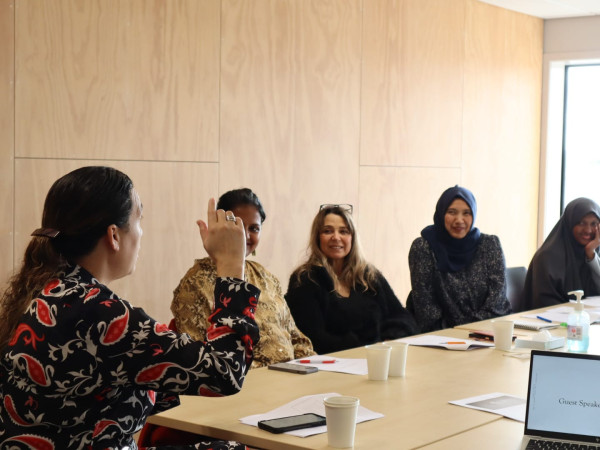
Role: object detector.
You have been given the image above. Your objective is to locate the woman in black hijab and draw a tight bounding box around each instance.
[406,186,511,332]
[524,197,600,309]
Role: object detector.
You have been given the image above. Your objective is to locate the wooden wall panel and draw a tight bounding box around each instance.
[220,0,362,285]
[361,0,465,167]
[14,160,217,322]
[0,0,14,285]
[15,0,220,162]
[462,1,543,268]
[5,0,544,324]
[359,167,461,304]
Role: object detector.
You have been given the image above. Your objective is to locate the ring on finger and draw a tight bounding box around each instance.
[225,213,236,222]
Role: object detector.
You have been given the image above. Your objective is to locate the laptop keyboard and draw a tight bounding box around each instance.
[527,439,600,449]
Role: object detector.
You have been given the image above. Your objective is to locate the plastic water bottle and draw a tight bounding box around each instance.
[566,290,590,352]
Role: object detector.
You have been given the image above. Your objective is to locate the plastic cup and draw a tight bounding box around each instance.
[492,319,514,351]
[387,341,409,377]
[323,395,360,448]
[365,344,391,381]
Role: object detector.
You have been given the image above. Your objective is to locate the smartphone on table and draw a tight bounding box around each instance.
[258,413,327,433]
[267,362,318,374]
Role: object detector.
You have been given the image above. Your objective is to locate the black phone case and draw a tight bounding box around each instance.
[267,362,318,374]
[258,413,326,433]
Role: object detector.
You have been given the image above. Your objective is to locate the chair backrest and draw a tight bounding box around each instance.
[506,266,527,313]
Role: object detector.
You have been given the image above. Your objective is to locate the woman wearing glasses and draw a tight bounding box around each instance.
[523,197,600,309]
[406,185,511,332]
[285,204,418,354]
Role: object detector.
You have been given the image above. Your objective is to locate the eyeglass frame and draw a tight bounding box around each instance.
[319,204,353,215]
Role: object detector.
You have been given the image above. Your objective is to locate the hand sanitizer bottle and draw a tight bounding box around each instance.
[566,290,590,352]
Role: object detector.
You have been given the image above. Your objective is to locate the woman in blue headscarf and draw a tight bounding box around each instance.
[406,186,511,332]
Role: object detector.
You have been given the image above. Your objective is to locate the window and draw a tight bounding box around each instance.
[541,58,600,243]
[561,64,600,210]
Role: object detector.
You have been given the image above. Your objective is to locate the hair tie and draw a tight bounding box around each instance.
[31,228,60,238]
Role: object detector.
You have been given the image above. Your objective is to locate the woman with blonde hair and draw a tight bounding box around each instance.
[285,204,417,354]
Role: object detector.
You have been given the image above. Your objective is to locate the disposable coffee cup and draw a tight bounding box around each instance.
[386,341,409,377]
[492,319,514,351]
[324,395,360,448]
[365,344,391,381]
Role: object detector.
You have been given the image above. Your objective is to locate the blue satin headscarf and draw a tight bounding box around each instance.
[421,185,482,273]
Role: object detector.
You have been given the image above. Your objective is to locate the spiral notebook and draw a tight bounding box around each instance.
[513,320,559,331]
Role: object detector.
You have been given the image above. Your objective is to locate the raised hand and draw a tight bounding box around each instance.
[197,198,246,279]
[585,223,600,262]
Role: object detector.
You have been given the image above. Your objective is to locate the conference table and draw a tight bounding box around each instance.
[146,305,599,449]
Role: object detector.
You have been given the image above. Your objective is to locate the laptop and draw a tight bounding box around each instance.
[521,350,600,449]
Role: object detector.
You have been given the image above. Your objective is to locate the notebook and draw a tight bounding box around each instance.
[521,350,600,449]
[513,320,559,331]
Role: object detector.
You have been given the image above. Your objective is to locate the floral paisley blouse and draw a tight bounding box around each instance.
[0,264,260,450]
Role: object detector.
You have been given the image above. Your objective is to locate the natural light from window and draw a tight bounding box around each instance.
[562,64,600,209]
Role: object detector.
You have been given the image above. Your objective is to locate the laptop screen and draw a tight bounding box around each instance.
[525,350,600,444]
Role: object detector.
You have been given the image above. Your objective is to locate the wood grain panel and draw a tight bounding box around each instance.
[462,0,543,268]
[15,0,219,161]
[14,160,218,322]
[0,0,14,286]
[361,0,465,167]
[220,0,362,287]
[359,166,461,305]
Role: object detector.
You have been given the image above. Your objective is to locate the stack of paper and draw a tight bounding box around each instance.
[240,392,384,437]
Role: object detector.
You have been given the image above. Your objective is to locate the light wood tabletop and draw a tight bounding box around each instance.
[146,327,533,449]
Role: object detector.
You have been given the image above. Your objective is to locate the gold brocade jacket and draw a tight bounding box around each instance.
[171,258,315,368]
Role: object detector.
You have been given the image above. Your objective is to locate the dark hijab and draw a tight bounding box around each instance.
[421,185,482,273]
[524,197,600,308]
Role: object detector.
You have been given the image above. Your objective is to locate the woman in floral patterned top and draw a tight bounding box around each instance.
[0,166,260,450]
[172,188,314,368]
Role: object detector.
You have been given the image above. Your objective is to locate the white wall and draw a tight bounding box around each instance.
[544,16,600,53]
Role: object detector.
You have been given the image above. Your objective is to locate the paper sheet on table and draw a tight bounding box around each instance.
[289,356,368,375]
[449,392,526,422]
[573,295,600,308]
[240,392,384,437]
[397,334,494,350]
[522,307,600,324]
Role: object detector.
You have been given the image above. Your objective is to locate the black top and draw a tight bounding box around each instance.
[285,266,418,354]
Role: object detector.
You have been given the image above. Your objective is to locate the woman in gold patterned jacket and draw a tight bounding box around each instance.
[171,188,315,368]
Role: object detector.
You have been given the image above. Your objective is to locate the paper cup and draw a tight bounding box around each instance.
[324,396,360,448]
[387,341,409,377]
[492,319,514,351]
[365,344,391,381]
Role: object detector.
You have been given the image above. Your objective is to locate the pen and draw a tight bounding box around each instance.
[298,359,336,364]
[536,316,552,323]
[440,342,466,345]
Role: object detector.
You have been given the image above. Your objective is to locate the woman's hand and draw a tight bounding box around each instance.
[197,198,246,279]
[585,224,600,261]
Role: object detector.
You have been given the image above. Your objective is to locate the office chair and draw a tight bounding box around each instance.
[506,266,527,313]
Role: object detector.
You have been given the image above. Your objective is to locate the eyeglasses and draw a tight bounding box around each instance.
[319,204,353,214]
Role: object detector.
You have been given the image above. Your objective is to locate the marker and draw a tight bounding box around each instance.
[536,316,552,323]
[440,342,466,345]
[298,359,336,364]
[560,322,568,327]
